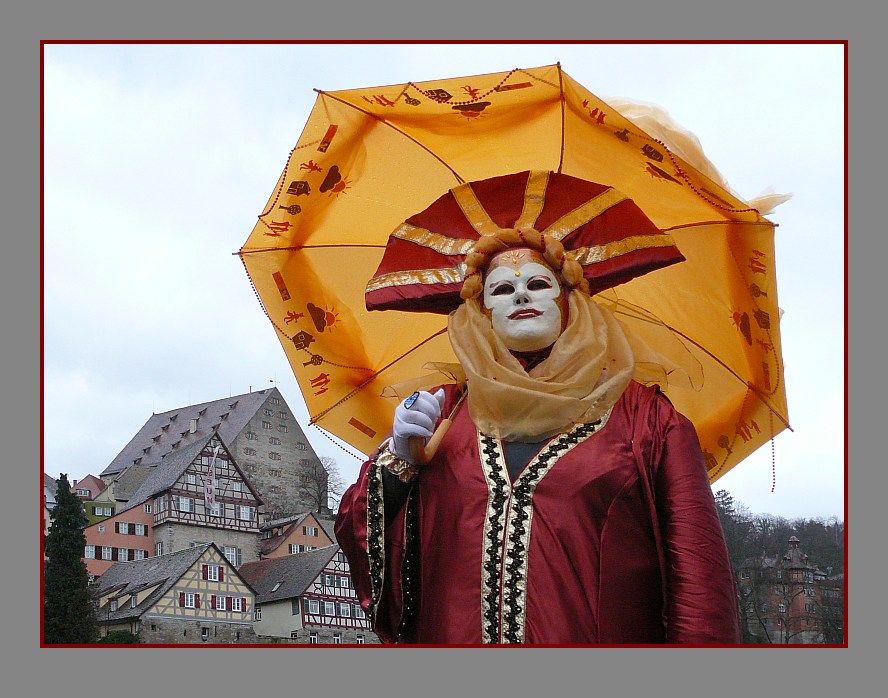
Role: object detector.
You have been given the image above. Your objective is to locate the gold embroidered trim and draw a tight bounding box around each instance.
[514,171,551,230]
[570,233,678,266]
[540,188,628,241]
[365,443,388,625]
[377,439,420,483]
[451,181,502,236]
[366,266,465,293]
[494,414,611,643]
[392,223,477,257]
[478,432,512,644]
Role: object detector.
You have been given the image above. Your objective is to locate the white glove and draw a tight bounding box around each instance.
[391,389,446,464]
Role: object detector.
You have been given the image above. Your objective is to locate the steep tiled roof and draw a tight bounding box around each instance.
[318,516,337,541]
[73,474,107,498]
[239,545,338,603]
[94,543,212,622]
[118,436,213,513]
[106,465,154,502]
[118,432,261,513]
[101,388,281,477]
[259,512,312,556]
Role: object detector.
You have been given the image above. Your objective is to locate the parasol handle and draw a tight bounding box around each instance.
[407,418,454,466]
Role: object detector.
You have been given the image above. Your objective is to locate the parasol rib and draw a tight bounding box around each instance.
[612,304,792,432]
[314,88,467,185]
[237,244,385,256]
[556,62,565,174]
[309,327,449,426]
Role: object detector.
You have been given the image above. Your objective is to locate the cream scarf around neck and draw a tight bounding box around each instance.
[447,291,635,442]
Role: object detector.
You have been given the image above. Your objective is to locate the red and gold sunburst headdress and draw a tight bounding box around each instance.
[365,170,686,314]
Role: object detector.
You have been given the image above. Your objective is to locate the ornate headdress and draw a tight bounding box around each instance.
[365,170,684,314]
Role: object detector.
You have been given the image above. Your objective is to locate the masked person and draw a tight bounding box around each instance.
[335,171,741,645]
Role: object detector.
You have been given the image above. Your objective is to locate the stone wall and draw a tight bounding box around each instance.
[154,522,261,564]
[139,617,260,645]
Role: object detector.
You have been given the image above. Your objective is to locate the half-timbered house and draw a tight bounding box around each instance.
[239,544,378,644]
[259,511,334,559]
[100,387,328,518]
[94,542,259,644]
[117,430,264,567]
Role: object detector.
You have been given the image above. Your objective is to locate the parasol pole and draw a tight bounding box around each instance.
[408,387,468,465]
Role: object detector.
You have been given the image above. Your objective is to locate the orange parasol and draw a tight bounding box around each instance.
[237,63,790,482]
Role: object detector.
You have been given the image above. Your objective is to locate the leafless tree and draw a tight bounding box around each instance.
[297,455,346,514]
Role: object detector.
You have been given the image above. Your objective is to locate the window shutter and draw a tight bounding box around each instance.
[112,548,118,561]
[115,521,120,533]
[211,594,216,609]
[219,567,224,582]
[179,592,185,607]
[195,594,201,609]
[242,598,248,613]
[226,596,232,611]
[202,564,208,580]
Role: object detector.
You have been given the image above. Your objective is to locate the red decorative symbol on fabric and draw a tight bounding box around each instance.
[642,145,664,162]
[272,272,290,301]
[731,309,753,345]
[761,362,772,391]
[300,160,323,173]
[286,180,312,196]
[749,283,768,298]
[753,309,771,330]
[756,339,773,353]
[426,89,453,102]
[452,102,491,120]
[307,303,340,332]
[702,449,719,471]
[284,311,304,324]
[362,94,396,107]
[748,258,767,275]
[582,100,607,124]
[461,85,481,100]
[717,435,733,455]
[614,128,630,142]
[645,163,682,184]
[494,82,532,92]
[310,372,332,395]
[266,220,291,234]
[317,125,338,153]
[292,330,315,351]
[736,419,761,443]
[319,166,351,196]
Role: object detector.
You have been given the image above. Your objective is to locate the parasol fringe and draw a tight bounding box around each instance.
[605,97,791,216]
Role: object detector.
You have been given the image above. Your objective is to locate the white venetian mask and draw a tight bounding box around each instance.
[482,252,565,353]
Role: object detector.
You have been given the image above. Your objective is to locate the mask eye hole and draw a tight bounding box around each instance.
[527,278,552,291]
[490,282,514,296]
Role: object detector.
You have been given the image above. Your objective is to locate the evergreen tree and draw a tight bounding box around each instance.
[43,474,98,644]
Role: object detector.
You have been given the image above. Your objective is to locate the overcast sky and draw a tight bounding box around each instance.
[42,42,844,521]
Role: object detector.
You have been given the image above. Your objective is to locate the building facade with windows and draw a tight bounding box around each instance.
[259,511,334,560]
[738,536,845,644]
[238,545,378,644]
[81,503,155,577]
[117,431,264,568]
[94,542,258,644]
[100,388,327,519]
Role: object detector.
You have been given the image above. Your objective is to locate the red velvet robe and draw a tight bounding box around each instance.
[335,381,741,644]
